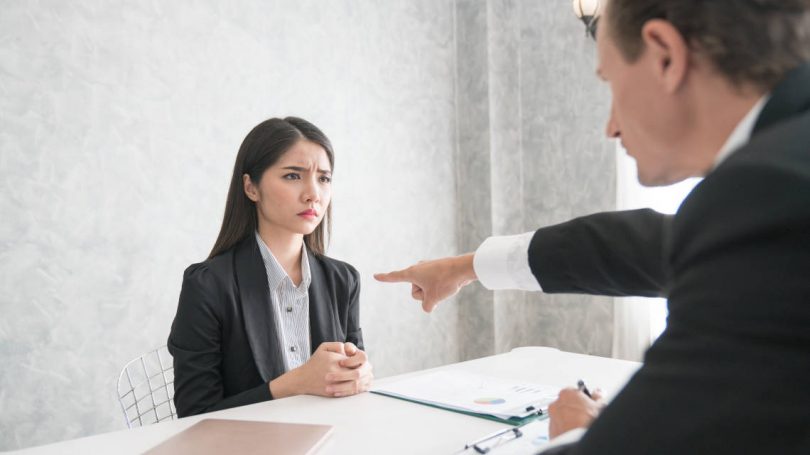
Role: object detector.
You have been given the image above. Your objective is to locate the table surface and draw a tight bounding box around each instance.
[12,347,641,455]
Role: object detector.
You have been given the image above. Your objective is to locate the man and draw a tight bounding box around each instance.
[375,0,810,453]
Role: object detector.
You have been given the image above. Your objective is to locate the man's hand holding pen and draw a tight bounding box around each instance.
[548,380,606,439]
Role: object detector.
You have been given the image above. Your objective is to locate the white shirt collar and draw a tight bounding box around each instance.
[712,95,770,168]
[255,232,311,292]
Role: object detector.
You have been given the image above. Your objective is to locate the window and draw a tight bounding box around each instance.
[612,144,700,360]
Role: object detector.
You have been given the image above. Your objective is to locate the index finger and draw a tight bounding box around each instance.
[373,268,413,283]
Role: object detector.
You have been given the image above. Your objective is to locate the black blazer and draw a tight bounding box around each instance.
[167,235,363,418]
[537,63,810,454]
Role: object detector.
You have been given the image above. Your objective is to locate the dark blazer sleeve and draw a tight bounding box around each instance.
[344,264,364,350]
[536,156,810,454]
[168,264,271,418]
[528,208,671,297]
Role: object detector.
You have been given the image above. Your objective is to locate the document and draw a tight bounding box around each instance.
[371,370,561,424]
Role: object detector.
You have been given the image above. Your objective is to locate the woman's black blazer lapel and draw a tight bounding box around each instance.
[307,251,340,352]
[233,236,286,382]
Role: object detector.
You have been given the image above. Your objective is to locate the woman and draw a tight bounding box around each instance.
[168,117,372,417]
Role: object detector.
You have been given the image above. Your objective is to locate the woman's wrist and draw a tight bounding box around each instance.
[269,368,301,399]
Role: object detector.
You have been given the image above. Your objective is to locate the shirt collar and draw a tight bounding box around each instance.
[712,94,770,169]
[255,232,311,292]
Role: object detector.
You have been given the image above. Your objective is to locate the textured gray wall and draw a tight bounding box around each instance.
[0,1,460,450]
[511,0,615,356]
[455,0,497,361]
[0,0,613,450]
[455,0,615,359]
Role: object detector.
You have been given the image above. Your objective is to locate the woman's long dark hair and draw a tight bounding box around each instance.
[208,117,334,259]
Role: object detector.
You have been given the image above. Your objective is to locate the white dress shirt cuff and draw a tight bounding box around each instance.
[473,232,542,291]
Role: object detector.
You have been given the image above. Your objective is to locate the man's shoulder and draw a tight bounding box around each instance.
[682,109,810,217]
[671,111,810,264]
[728,109,810,176]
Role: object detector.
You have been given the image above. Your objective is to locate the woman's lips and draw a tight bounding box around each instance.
[298,209,318,219]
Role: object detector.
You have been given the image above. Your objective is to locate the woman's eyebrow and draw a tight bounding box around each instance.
[282,165,331,174]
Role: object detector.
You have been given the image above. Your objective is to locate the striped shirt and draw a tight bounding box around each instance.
[255,232,312,371]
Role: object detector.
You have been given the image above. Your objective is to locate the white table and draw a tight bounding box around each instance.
[14,347,640,454]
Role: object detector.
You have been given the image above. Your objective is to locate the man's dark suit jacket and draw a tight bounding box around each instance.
[167,235,363,417]
[537,63,810,454]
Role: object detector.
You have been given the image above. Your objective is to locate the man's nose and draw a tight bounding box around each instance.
[606,103,621,139]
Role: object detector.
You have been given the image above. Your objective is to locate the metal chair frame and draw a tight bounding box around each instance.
[116,345,176,428]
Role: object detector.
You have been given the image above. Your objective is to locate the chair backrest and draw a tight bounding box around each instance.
[117,345,176,428]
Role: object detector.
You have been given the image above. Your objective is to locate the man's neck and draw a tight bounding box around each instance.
[712,95,769,168]
[687,78,766,175]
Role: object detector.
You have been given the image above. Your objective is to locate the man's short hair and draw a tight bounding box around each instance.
[605,0,810,90]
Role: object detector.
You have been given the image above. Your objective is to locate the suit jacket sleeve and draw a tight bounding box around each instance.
[536,156,810,454]
[345,264,364,350]
[528,208,671,297]
[168,264,271,418]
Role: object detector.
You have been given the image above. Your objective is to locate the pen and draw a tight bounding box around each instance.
[577,379,593,399]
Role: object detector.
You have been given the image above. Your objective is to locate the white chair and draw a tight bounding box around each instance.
[117,345,176,428]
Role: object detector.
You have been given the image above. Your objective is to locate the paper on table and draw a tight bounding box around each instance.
[372,370,560,420]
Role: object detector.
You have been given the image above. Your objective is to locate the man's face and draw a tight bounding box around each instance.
[596,12,691,186]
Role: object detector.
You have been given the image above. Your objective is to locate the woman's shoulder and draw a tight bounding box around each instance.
[182,249,236,288]
[312,254,361,283]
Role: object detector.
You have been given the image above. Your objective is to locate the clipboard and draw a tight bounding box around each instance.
[456,418,551,454]
[371,370,560,426]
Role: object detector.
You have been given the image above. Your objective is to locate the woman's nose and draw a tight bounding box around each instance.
[303,178,320,203]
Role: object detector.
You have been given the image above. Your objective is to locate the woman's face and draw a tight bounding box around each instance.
[244,139,332,237]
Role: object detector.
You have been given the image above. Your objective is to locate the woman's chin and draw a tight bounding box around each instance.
[293,220,320,235]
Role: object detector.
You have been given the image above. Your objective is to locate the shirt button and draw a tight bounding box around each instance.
[286,306,293,313]
[290,346,297,352]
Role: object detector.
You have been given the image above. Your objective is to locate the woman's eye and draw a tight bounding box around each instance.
[319,176,332,183]
[283,173,301,180]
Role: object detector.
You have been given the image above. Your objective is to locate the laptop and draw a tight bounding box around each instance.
[145,418,333,455]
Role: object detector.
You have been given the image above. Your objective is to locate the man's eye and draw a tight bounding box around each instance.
[283,173,301,180]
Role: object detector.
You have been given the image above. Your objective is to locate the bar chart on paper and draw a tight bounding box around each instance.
[371,371,561,424]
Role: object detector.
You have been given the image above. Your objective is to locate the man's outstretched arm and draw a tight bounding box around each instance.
[375,209,671,312]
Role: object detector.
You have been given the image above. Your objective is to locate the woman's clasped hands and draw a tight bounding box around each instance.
[271,342,373,399]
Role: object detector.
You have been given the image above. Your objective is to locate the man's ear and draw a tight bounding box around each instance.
[243,174,259,202]
[641,19,689,94]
